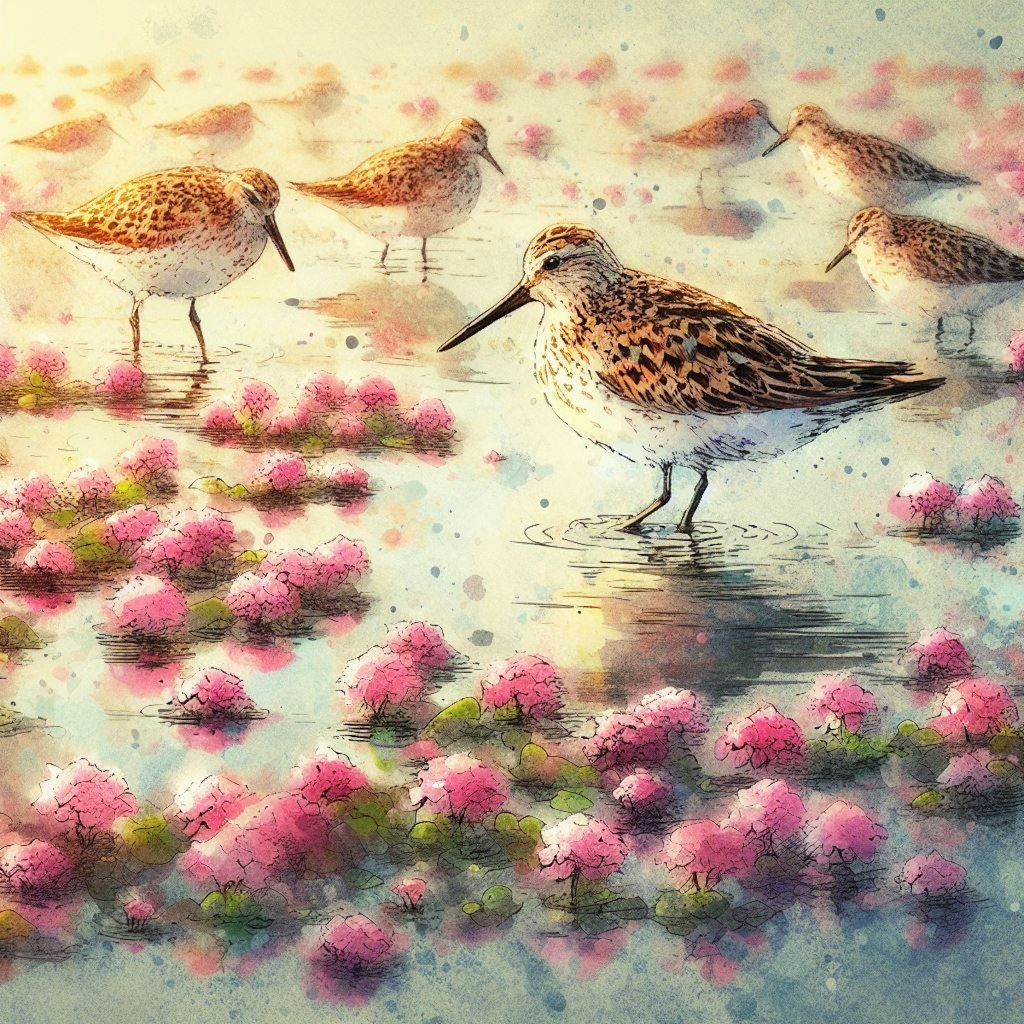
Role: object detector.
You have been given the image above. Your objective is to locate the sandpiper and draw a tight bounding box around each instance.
[156,102,259,151]
[826,206,1024,338]
[87,64,162,111]
[291,116,502,267]
[13,166,294,361]
[11,113,121,167]
[763,103,976,207]
[654,98,779,202]
[266,77,347,122]
[439,224,943,532]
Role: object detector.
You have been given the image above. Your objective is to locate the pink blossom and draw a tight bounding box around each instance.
[225,572,301,624]
[713,704,807,772]
[538,813,628,881]
[32,758,138,838]
[0,508,36,550]
[201,401,239,431]
[1004,330,1024,374]
[14,539,76,575]
[180,793,332,890]
[288,747,367,804]
[846,80,894,109]
[116,437,179,482]
[955,476,1020,523]
[928,678,1018,741]
[470,80,499,102]
[25,342,68,386]
[354,375,398,409]
[96,361,145,399]
[251,451,309,492]
[0,840,75,899]
[257,548,318,591]
[890,114,934,142]
[315,914,395,975]
[173,774,256,839]
[585,711,671,772]
[480,653,563,719]
[300,371,348,412]
[641,59,683,79]
[310,535,369,590]
[713,55,750,82]
[791,66,835,84]
[332,416,369,444]
[721,779,806,851]
[123,898,155,929]
[406,398,454,435]
[410,754,508,823]
[612,769,672,816]
[632,687,709,742]
[513,123,552,157]
[898,851,967,897]
[391,877,426,909]
[658,819,753,889]
[936,750,999,794]
[67,463,115,504]
[239,379,278,420]
[905,628,975,682]
[805,674,877,732]
[6,472,58,515]
[0,345,16,381]
[103,505,162,550]
[340,646,427,715]
[171,667,259,719]
[805,800,888,866]
[324,462,369,490]
[110,574,189,635]
[384,620,456,669]
[892,473,958,524]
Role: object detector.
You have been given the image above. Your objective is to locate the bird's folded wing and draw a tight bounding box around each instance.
[878,136,973,183]
[596,280,920,416]
[908,222,1024,284]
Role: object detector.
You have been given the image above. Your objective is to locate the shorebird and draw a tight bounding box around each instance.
[11,113,121,168]
[826,206,1024,338]
[13,166,294,361]
[156,102,259,152]
[654,98,779,203]
[87,64,162,111]
[439,224,943,532]
[762,103,976,207]
[265,77,347,123]
[291,116,502,267]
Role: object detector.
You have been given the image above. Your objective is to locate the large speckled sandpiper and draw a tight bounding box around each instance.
[763,103,976,207]
[291,116,502,267]
[439,224,943,532]
[827,206,1024,338]
[13,166,294,361]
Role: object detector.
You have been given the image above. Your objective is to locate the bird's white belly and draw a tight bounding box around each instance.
[800,144,929,206]
[53,226,267,300]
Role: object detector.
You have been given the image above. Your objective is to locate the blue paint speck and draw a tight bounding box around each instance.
[990,35,1003,49]
[881,456,890,465]
[593,197,607,210]
[545,991,567,1012]
[430,566,440,578]
[767,198,785,213]
[844,465,853,474]
[875,8,885,21]
[459,25,468,40]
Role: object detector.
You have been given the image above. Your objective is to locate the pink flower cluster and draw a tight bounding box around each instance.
[658,819,752,890]
[96,362,145,399]
[1006,331,1024,374]
[110,574,189,635]
[173,775,256,839]
[721,779,806,854]
[391,877,426,910]
[480,654,564,720]
[405,399,454,436]
[805,800,888,866]
[714,704,807,772]
[898,851,967,898]
[956,476,1021,524]
[804,674,877,732]
[927,677,1019,741]
[67,463,115,504]
[24,342,69,386]
[410,754,508,823]
[138,508,235,574]
[2,472,58,515]
[538,813,628,881]
[226,572,300,624]
[32,758,138,839]
[385,620,457,669]
[170,667,260,720]
[315,914,395,975]
[103,505,162,551]
[891,472,1020,528]
[936,750,999,795]
[585,687,709,772]
[0,509,35,550]
[905,628,975,682]
[0,840,76,899]
[251,451,309,492]
[116,437,179,483]
[123,898,155,929]
[13,539,76,576]
[612,769,672,817]
[289,747,367,804]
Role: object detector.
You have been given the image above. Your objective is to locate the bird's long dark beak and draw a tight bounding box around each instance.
[265,214,295,271]
[762,130,789,157]
[481,146,503,175]
[149,73,164,91]
[764,116,781,136]
[825,244,852,273]
[438,281,533,351]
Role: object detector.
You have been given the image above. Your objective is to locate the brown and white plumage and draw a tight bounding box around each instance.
[11,113,118,166]
[13,166,294,360]
[155,103,258,152]
[291,117,502,266]
[764,103,976,207]
[265,78,347,121]
[827,206,1024,329]
[440,224,943,532]
[654,98,779,169]
[87,64,161,109]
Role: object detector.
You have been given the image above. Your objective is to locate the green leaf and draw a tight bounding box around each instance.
[112,479,147,507]
[550,790,593,813]
[119,813,182,865]
[226,484,251,500]
[912,727,944,746]
[46,508,78,529]
[897,720,920,738]
[28,370,46,389]
[421,697,482,743]
[462,902,482,914]
[481,884,515,910]
[73,541,120,564]
[235,549,267,567]
[911,790,943,810]
[409,821,443,845]
[187,598,234,631]
[518,816,544,840]
[0,616,42,650]
[343,868,385,890]
[190,476,230,494]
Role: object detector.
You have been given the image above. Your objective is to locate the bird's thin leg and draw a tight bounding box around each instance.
[696,168,707,209]
[936,315,945,340]
[379,242,390,267]
[421,237,428,265]
[188,298,208,363]
[678,471,709,533]
[620,464,673,532]
[129,297,143,361]
[967,316,976,343]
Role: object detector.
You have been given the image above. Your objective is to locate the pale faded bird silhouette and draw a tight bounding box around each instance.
[291,116,502,267]
[13,166,294,362]
[87,63,162,110]
[265,78,347,122]
[440,224,943,532]
[11,113,122,167]
[155,102,260,152]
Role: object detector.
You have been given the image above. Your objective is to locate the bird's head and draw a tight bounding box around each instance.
[762,102,829,156]
[741,98,779,133]
[826,207,892,272]
[441,117,503,173]
[231,168,294,271]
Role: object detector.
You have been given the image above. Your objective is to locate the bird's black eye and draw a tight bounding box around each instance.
[542,255,562,271]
